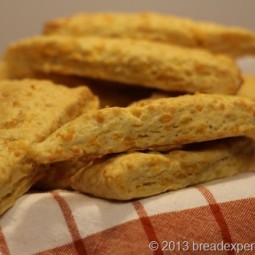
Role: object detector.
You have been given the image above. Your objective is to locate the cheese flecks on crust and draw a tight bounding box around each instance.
[30,94,255,164]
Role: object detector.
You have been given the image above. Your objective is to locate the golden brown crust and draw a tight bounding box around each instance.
[4,36,242,95]
[44,12,255,57]
[237,75,255,100]
[71,137,255,200]
[0,79,98,215]
[30,94,255,164]
[0,79,99,142]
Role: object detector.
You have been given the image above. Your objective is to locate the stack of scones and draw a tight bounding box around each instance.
[1,12,255,215]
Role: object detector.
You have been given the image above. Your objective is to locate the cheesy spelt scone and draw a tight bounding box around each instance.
[4,36,242,95]
[44,12,255,57]
[30,94,255,164]
[71,137,255,200]
[0,79,98,215]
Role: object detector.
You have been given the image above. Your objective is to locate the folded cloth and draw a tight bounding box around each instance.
[0,172,254,255]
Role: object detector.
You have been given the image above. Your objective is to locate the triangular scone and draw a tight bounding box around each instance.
[30,94,255,164]
[4,36,242,95]
[238,75,255,100]
[0,79,98,215]
[44,12,255,57]
[71,137,255,200]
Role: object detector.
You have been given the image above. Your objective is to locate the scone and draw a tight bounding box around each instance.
[30,94,255,164]
[0,79,98,215]
[4,36,242,95]
[44,12,255,57]
[71,137,255,200]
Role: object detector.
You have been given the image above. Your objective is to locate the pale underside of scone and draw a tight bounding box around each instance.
[34,136,255,194]
[70,137,255,200]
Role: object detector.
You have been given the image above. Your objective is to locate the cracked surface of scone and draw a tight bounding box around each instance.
[71,137,255,200]
[0,79,98,215]
[4,35,242,95]
[30,94,255,164]
[237,75,255,100]
[44,12,255,57]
